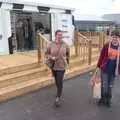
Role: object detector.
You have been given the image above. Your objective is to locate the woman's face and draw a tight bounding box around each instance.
[111,35,119,46]
[56,32,63,42]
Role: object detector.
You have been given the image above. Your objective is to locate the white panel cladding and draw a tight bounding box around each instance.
[51,13,74,45]
[56,14,74,45]
[0,9,11,55]
[0,9,4,54]
[51,13,58,41]
[23,5,39,12]
[49,8,65,13]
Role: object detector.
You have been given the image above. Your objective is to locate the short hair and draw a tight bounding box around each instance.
[55,30,62,35]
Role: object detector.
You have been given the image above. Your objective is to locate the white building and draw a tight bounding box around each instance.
[0,0,74,55]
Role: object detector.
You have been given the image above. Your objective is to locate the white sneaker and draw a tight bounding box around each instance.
[54,97,61,107]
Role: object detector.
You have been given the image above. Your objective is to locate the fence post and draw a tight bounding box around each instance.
[75,31,79,56]
[103,33,106,45]
[88,40,92,65]
[37,32,41,64]
[99,32,103,51]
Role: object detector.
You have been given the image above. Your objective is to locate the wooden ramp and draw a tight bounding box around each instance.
[0,50,98,101]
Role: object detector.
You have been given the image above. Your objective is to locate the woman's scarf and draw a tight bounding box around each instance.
[108,37,120,76]
[115,41,120,76]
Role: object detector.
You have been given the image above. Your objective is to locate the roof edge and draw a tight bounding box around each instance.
[0,0,75,11]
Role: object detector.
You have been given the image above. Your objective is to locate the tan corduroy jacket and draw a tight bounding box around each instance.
[45,41,70,70]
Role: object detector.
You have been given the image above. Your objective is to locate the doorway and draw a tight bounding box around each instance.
[10,11,51,53]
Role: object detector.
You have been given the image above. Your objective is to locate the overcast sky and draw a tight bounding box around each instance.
[21,0,120,16]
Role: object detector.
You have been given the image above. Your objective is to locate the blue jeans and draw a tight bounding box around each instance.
[101,71,115,102]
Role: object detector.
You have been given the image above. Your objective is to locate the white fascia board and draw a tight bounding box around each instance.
[23,5,39,12]
[49,8,65,13]
[1,0,74,11]
[1,2,12,10]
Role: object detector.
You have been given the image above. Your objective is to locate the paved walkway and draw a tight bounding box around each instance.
[0,72,120,120]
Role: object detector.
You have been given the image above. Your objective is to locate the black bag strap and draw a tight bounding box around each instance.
[55,43,63,57]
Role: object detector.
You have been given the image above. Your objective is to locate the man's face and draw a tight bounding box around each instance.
[56,32,63,42]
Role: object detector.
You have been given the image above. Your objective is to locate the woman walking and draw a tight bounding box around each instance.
[45,30,70,106]
[97,30,120,107]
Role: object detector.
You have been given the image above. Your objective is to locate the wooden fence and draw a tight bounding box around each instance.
[37,30,107,66]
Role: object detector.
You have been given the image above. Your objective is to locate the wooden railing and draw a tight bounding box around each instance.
[36,31,50,65]
[74,30,107,65]
[37,30,107,66]
[79,30,100,37]
[78,30,107,48]
[75,31,92,65]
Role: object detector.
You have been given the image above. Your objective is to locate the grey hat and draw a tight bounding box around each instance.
[111,30,120,37]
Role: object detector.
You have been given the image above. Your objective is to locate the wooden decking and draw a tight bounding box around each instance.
[0,30,103,101]
[0,51,38,70]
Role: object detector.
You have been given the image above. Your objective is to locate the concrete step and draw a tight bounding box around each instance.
[0,62,97,102]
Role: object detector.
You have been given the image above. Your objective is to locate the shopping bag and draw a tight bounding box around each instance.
[93,82,101,99]
[90,68,101,99]
[90,68,101,86]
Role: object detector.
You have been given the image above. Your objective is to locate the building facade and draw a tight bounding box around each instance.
[0,0,74,55]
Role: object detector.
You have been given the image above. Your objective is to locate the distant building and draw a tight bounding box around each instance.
[102,14,120,29]
[75,20,115,31]
[102,14,120,24]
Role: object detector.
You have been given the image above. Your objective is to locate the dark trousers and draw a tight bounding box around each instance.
[52,70,65,97]
[101,72,115,103]
[28,36,33,50]
[9,42,13,54]
[9,46,13,54]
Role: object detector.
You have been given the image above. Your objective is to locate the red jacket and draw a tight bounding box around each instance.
[97,43,120,75]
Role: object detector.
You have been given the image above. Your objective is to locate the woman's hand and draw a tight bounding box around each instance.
[51,56,57,60]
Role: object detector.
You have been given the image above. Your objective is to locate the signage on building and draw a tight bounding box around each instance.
[56,13,74,45]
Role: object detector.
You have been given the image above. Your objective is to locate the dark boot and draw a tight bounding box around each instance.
[98,98,105,106]
[106,97,111,108]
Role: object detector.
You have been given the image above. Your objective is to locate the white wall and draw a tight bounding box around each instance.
[51,13,58,41]
[0,9,11,55]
